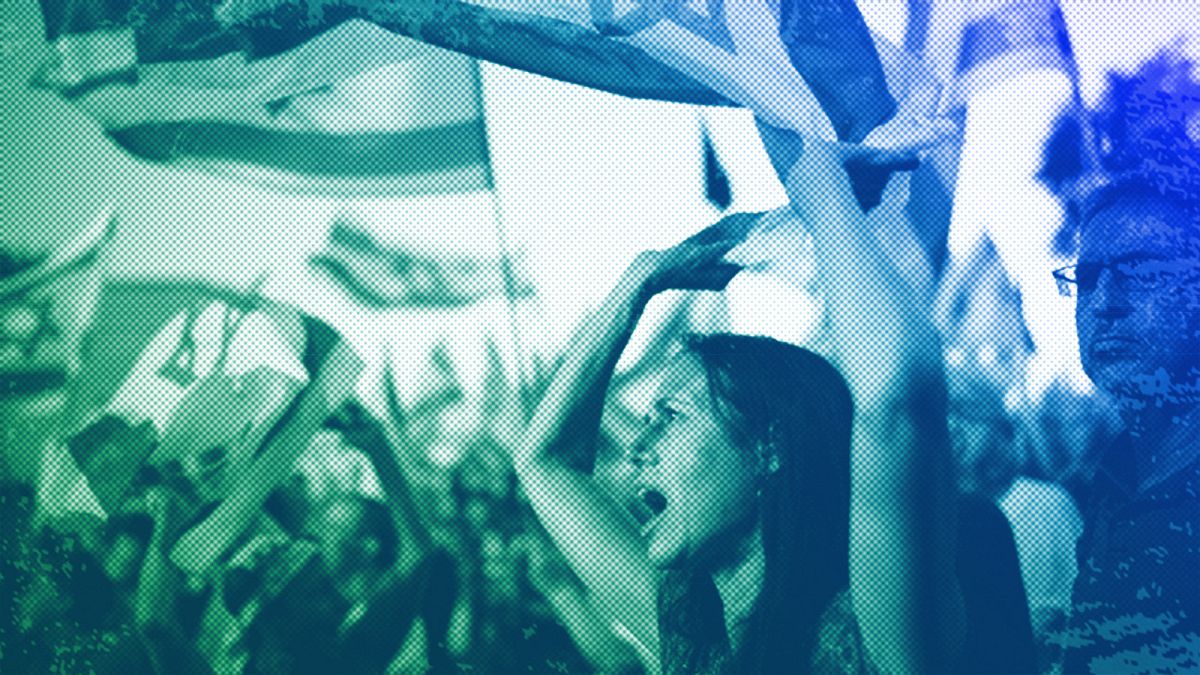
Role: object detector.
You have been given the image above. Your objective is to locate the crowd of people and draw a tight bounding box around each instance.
[4,3,1200,674]
[1,391,658,674]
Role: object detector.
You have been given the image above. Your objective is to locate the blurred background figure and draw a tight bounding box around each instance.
[5,0,1200,671]
[0,211,113,492]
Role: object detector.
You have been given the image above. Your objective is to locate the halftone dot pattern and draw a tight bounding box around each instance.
[4,0,1200,673]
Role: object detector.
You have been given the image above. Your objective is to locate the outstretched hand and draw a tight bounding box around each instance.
[639,215,753,296]
[846,72,956,211]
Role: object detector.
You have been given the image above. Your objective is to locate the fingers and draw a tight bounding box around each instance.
[861,71,957,160]
[861,119,953,158]
[694,262,742,291]
[904,74,943,119]
[639,213,758,295]
[665,219,754,273]
[684,212,760,247]
[648,240,744,294]
[652,261,741,294]
[861,104,958,158]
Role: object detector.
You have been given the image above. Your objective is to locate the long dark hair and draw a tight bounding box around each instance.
[663,333,854,671]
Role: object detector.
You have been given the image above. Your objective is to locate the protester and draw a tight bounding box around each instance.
[231,406,461,675]
[504,131,1028,673]
[1051,174,1200,670]
[14,0,1200,670]
[0,210,113,492]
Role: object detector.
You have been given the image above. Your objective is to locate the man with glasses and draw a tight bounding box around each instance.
[1050,178,1199,671]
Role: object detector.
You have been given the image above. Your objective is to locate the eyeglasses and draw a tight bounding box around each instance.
[1053,256,1199,298]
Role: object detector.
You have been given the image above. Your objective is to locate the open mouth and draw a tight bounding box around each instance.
[634,487,668,535]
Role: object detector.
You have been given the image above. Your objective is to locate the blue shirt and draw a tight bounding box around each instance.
[1060,434,1200,673]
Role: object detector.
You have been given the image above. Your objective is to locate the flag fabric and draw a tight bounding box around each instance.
[170,338,362,575]
[919,0,1094,395]
[32,0,495,198]
[884,0,1079,281]
[934,234,1035,397]
[34,0,901,148]
[61,292,362,576]
[29,0,929,221]
[924,0,1076,110]
[64,297,307,515]
[308,216,535,309]
[209,0,906,139]
[374,0,899,141]
[486,0,898,141]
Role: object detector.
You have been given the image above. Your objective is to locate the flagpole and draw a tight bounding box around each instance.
[472,60,536,421]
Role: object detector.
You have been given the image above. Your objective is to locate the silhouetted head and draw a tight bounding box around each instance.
[100,511,153,586]
[314,494,398,601]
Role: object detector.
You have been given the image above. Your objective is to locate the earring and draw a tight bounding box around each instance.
[766,454,781,475]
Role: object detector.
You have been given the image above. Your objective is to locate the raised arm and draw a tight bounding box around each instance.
[135,487,214,675]
[784,140,964,672]
[512,225,744,664]
[512,253,661,661]
[341,405,435,560]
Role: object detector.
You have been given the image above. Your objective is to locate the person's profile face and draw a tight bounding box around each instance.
[1074,199,1200,405]
[1,246,103,477]
[627,353,759,570]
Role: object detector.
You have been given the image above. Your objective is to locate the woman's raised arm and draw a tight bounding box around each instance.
[512,226,744,666]
[784,140,965,673]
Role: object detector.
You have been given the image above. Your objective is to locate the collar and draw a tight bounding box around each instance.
[1092,418,1200,507]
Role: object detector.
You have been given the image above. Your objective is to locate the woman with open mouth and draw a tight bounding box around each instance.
[510,139,968,674]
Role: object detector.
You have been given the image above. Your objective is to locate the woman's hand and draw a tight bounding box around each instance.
[143,484,187,548]
[783,74,954,212]
[636,215,753,297]
[862,57,957,158]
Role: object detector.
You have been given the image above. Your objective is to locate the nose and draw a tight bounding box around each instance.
[1084,269,1132,321]
[626,426,659,468]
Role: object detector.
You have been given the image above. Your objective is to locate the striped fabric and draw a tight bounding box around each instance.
[925,0,1076,109]
[458,0,897,141]
[308,215,534,309]
[917,0,1094,396]
[64,297,309,513]
[897,0,1082,273]
[59,288,366,575]
[36,0,899,150]
[34,1,494,198]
